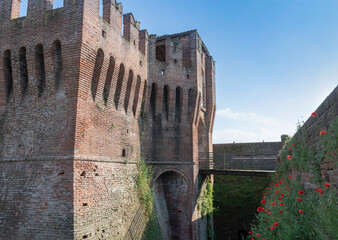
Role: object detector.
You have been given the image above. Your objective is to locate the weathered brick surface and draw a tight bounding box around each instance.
[289,86,337,188]
[0,0,216,239]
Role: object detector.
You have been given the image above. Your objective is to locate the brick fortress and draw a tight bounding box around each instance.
[0,0,216,239]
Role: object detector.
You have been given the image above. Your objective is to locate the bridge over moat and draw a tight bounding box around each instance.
[198,152,277,177]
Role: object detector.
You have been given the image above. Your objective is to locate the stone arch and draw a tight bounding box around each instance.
[154,170,192,240]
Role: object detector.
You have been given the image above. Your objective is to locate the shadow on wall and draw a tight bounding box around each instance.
[153,171,191,240]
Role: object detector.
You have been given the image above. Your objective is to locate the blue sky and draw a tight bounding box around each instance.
[20,0,338,143]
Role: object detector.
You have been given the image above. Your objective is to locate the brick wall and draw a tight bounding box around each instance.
[288,86,337,189]
[214,142,282,154]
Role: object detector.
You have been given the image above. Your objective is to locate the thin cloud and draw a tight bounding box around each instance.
[216,108,278,125]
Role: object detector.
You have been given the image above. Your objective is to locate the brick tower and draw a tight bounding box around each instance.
[0,1,216,239]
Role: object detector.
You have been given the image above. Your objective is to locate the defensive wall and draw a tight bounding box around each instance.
[286,86,337,189]
[0,0,216,239]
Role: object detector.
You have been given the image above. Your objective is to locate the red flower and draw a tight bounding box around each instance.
[257,207,265,212]
[250,238,254,240]
[315,188,319,192]
[319,130,327,136]
[298,190,305,195]
[319,189,325,194]
[275,183,279,187]
[288,175,291,179]
[292,143,295,146]
[325,183,330,188]
[275,190,279,194]
[288,147,292,151]
[263,239,266,240]
[297,198,302,202]
[279,181,283,184]
[272,202,277,206]
[256,233,261,237]
[278,197,282,201]
[298,210,303,214]
[266,209,271,216]
[287,155,292,160]
[279,211,283,214]
[261,199,266,204]
[249,231,252,235]
[280,193,285,197]
[280,203,285,206]
[274,222,279,226]
[270,226,275,230]
[311,112,317,117]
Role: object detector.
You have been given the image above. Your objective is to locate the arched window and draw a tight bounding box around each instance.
[53,40,63,94]
[19,47,29,97]
[175,87,182,123]
[163,85,170,121]
[150,83,157,119]
[124,70,134,113]
[114,64,125,109]
[103,57,115,106]
[132,76,142,116]
[91,48,104,101]
[3,50,13,103]
[35,44,46,97]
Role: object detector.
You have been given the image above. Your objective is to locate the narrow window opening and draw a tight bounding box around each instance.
[19,47,29,98]
[3,50,13,103]
[124,70,134,113]
[103,57,115,106]
[140,80,147,118]
[122,149,126,158]
[139,61,143,67]
[132,76,142,116]
[35,44,46,97]
[53,40,64,95]
[174,59,178,64]
[161,70,165,75]
[114,64,125,109]
[150,83,157,120]
[187,74,190,79]
[102,30,107,38]
[91,49,104,101]
[188,89,196,119]
[53,0,64,9]
[156,45,166,62]
[163,85,170,121]
[175,87,182,123]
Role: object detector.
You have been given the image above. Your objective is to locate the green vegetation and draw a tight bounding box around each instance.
[197,177,215,240]
[213,175,270,240]
[248,116,338,240]
[278,117,337,182]
[96,103,103,111]
[135,159,160,239]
